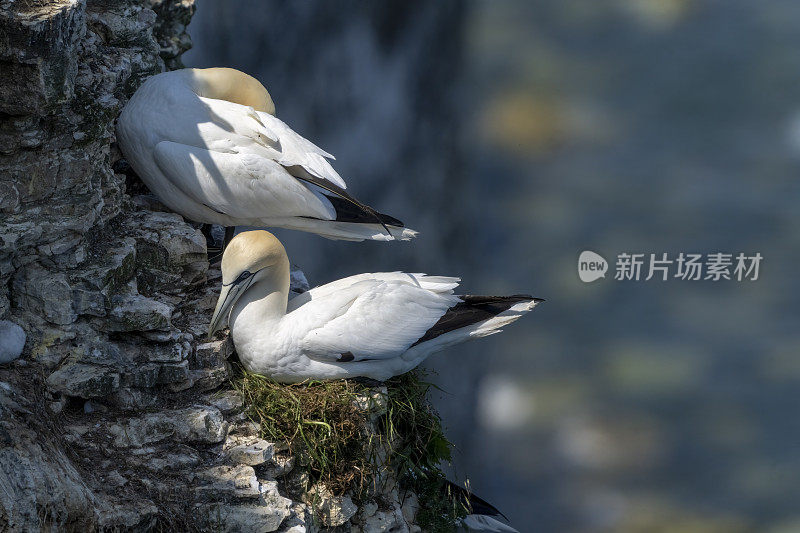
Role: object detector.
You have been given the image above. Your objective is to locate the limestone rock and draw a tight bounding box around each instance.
[0,0,84,115]
[149,0,196,68]
[264,453,296,480]
[196,500,291,533]
[259,480,295,521]
[0,377,97,531]
[157,360,190,384]
[0,320,25,363]
[195,337,234,368]
[207,390,245,414]
[196,464,260,499]
[354,502,411,533]
[95,500,159,531]
[130,210,208,295]
[278,503,318,533]
[283,469,310,501]
[147,337,191,362]
[46,362,120,398]
[196,478,293,532]
[71,286,107,317]
[126,362,162,388]
[137,447,201,472]
[191,365,230,391]
[107,387,158,410]
[307,484,358,527]
[78,237,137,293]
[109,405,228,447]
[12,265,76,325]
[0,287,9,317]
[354,386,389,422]
[279,525,309,533]
[86,3,158,48]
[107,292,172,332]
[225,435,275,466]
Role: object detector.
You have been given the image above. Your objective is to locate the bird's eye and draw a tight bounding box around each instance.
[224,270,253,287]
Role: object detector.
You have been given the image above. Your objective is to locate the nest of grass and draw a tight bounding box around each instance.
[232,366,470,531]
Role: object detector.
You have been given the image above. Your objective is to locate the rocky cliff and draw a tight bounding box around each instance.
[0,2,423,531]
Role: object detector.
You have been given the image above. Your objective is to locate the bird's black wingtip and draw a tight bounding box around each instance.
[445,480,510,521]
[325,195,406,229]
[508,294,545,304]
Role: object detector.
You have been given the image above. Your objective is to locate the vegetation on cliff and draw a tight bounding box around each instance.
[234,367,469,531]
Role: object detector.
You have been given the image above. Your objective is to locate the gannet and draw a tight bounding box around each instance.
[447,480,519,532]
[116,68,416,241]
[208,231,541,382]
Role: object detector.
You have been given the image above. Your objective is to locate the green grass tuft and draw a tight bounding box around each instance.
[231,366,470,531]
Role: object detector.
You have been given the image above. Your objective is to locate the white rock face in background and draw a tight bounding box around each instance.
[0,320,25,363]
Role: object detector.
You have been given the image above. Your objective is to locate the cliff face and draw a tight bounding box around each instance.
[0,2,416,531]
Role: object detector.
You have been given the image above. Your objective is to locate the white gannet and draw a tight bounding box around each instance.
[116,67,416,241]
[208,231,541,383]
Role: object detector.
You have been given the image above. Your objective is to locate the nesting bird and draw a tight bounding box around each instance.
[209,231,540,383]
[117,68,415,241]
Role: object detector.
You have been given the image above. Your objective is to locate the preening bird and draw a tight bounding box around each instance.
[116,67,416,241]
[208,231,541,382]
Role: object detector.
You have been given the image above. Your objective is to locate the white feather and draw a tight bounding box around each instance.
[152,141,335,221]
[297,280,460,362]
[116,69,414,240]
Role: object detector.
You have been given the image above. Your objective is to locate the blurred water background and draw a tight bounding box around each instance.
[185,1,800,531]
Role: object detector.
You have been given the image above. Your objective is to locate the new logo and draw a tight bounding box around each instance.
[578,251,608,282]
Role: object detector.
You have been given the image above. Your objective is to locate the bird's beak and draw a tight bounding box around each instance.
[208,274,255,339]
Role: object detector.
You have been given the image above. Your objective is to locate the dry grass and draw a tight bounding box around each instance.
[234,370,374,494]
[232,366,469,531]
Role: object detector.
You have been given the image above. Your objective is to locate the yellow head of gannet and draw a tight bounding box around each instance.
[191,67,276,115]
[208,231,288,338]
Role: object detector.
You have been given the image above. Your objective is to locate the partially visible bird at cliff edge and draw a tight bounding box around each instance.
[116,67,416,242]
[448,480,520,532]
[208,231,541,383]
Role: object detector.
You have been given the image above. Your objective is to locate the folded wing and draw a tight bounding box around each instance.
[294,278,460,362]
[152,141,335,221]
[255,110,346,189]
[196,96,346,191]
[288,272,459,312]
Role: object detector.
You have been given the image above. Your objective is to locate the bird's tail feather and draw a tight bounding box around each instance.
[459,514,520,532]
[252,217,418,241]
[445,480,519,532]
[411,295,542,348]
[469,297,541,339]
[307,221,418,241]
